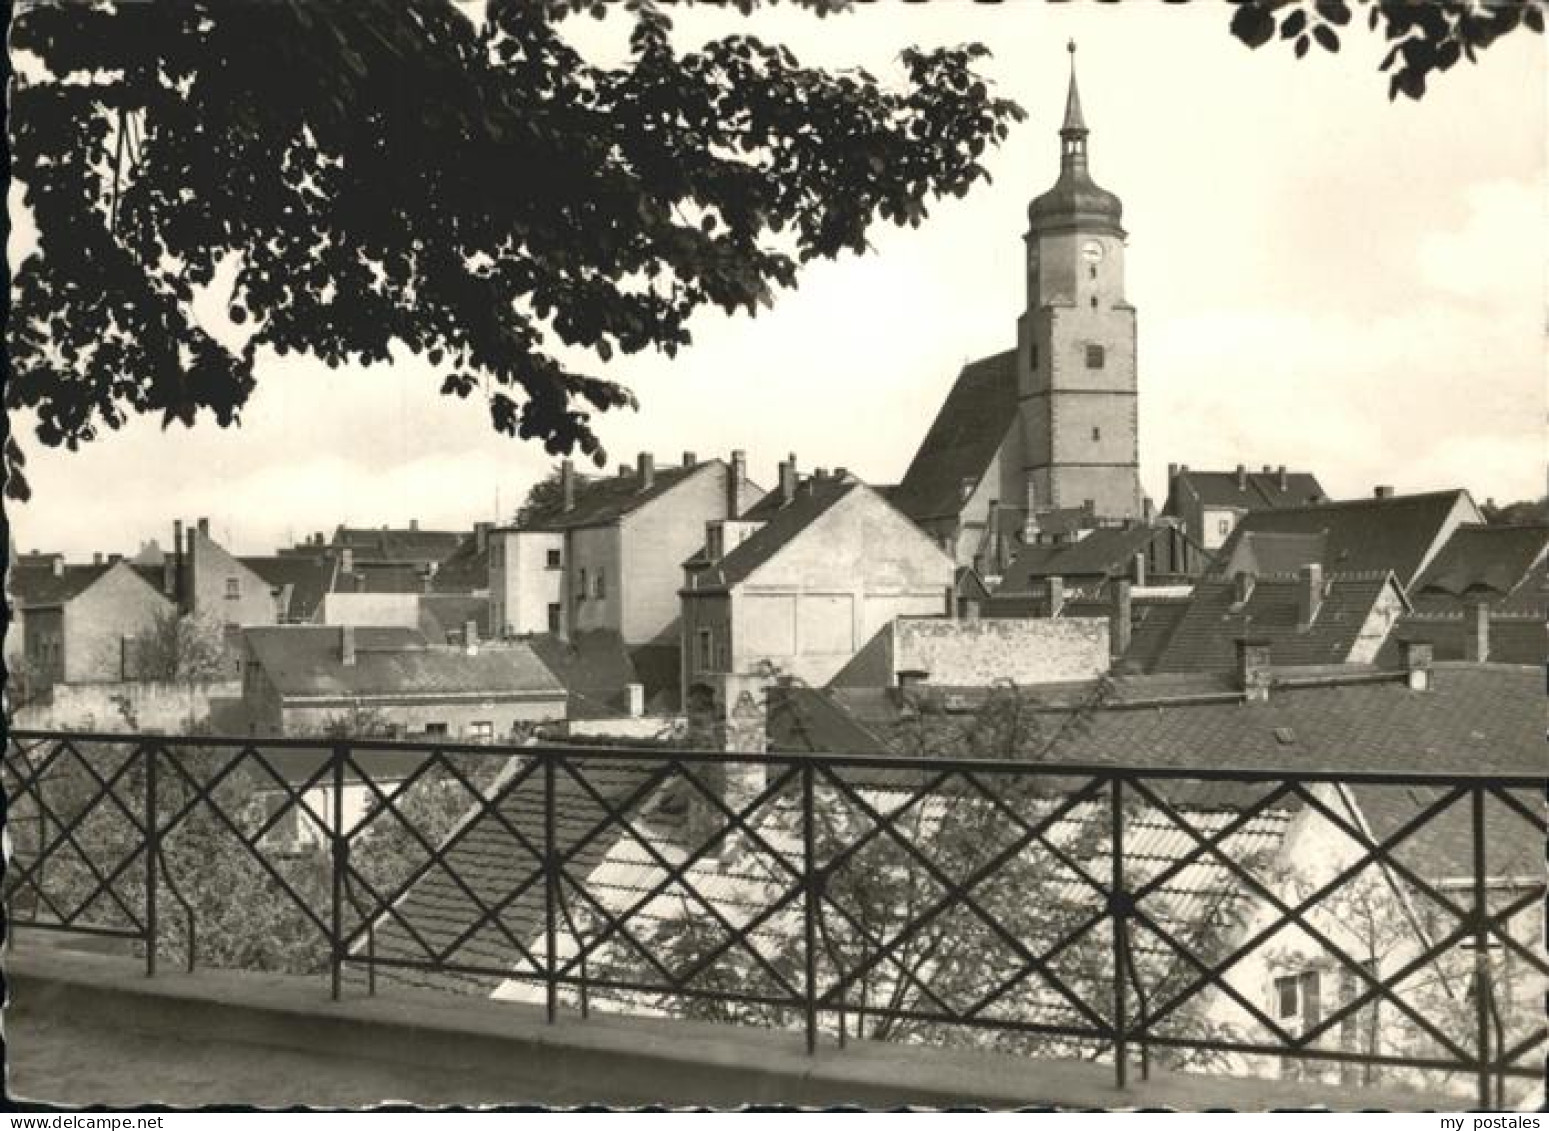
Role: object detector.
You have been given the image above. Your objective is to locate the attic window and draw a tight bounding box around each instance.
[1086,344,1105,369]
[225,577,240,599]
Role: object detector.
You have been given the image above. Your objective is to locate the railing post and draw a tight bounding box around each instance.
[330,743,346,1002]
[144,742,158,978]
[1110,773,1128,1090]
[1471,785,1489,1109]
[544,751,558,1025]
[802,760,818,1055]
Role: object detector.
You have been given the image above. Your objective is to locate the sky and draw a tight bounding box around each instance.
[8,2,1545,557]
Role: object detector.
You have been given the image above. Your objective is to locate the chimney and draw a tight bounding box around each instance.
[625,682,645,718]
[963,599,981,621]
[161,555,176,596]
[778,457,797,506]
[341,625,357,667]
[729,450,747,516]
[1235,465,1247,491]
[51,557,63,578]
[1374,485,1394,499]
[92,552,103,566]
[108,553,122,565]
[1132,551,1147,587]
[637,452,655,492]
[1463,600,1491,663]
[173,520,186,609]
[1235,638,1273,702]
[683,451,698,469]
[1167,462,1179,485]
[835,467,849,480]
[1297,563,1324,629]
[474,521,492,554]
[1046,575,1066,618]
[314,531,324,546]
[561,459,576,512]
[1261,465,1273,475]
[1110,580,1133,659]
[1399,639,1434,692]
[1277,466,1287,491]
[409,518,419,531]
[464,619,479,654]
[1233,570,1256,606]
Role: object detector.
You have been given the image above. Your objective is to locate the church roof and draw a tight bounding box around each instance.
[890,349,1018,524]
[1210,490,1474,590]
[1027,47,1123,237]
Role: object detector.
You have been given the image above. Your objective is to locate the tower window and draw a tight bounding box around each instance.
[1086,345,1106,369]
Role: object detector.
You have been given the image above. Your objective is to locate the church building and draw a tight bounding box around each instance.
[892,46,1144,571]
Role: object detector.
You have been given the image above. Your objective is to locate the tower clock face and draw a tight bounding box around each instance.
[1081,240,1105,263]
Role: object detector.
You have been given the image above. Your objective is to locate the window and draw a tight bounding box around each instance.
[424,722,449,737]
[1029,343,1038,369]
[546,548,562,570]
[225,577,240,599]
[1089,264,1097,280]
[576,568,587,600]
[1275,970,1323,1026]
[468,721,494,743]
[697,628,713,670]
[547,603,562,633]
[1091,426,1101,442]
[1085,344,1105,369]
[1218,518,1231,537]
[1090,295,1098,309]
[594,568,606,598]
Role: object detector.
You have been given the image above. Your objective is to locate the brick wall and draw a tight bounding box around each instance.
[13,679,243,733]
[891,616,1110,686]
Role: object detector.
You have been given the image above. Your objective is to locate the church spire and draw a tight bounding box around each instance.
[1061,40,1087,138]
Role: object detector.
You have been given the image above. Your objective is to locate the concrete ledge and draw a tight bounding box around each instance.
[6,940,1462,1110]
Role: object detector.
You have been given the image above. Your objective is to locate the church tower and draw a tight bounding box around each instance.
[1018,44,1142,526]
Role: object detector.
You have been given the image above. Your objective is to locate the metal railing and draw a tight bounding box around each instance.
[4,728,1544,1107]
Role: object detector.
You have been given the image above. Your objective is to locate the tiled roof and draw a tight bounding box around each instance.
[766,687,894,755]
[1220,532,1328,578]
[428,533,491,594]
[1118,598,1191,673]
[243,626,563,700]
[514,462,703,532]
[1150,572,1396,674]
[486,786,1293,1029]
[8,562,114,608]
[368,757,664,997]
[1001,524,1173,583]
[1376,613,1547,667]
[1408,524,1549,615]
[1171,469,1326,512]
[822,664,1541,778]
[689,480,858,589]
[1210,491,1473,588]
[240,556,334,621]
[419,595,493,642]
[332,562,430,594]
[890,350,1018,523]
[331,526,465,565]
[528,630,641,719]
